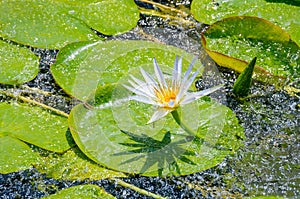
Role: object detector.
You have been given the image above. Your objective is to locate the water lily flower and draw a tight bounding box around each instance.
[123,56,223,124]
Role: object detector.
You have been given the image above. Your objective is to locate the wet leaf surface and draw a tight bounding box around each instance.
[245,196,286,199]
[51,40,201,101]
[0,102,70,152]
[191,0,300,45]
[0,0,139,49]
[69,83,244,176]
[42,184,115,199]
[201,16,300,86]
[35,147,125,181]
[0,136,40,174]
[0,40,39,85]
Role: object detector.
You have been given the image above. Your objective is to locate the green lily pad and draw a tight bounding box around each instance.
[56,0,140,36]
[0,0,139,49]
[0,102,70,153]
[69,76,244,176]
[35,147,126,181]
[0,136,40,174]
[0,40,39,85]
[51,40,202,101]
[42,184,115,199]
[54,40,244,176]
[191,0,300,45]
[245,196,287,199]
[201,16,300,86]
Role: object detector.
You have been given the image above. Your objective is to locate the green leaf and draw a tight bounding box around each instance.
[245,196,287,199]
[0,0,98,49]
[0,0,139,49]
[233,57,257,97]
[69,89,244,176]
[42,184,115,199]
[51,40,201,101]
[201,16,300,86]
[0,136,40,174]
[0,102,70,153]
[35,147,126,181]
[53,40,244,176]
[0,40,39,85]
[56,0,140,36]
[191,0,300,45]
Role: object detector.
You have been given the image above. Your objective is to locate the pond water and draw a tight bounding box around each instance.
[0,1,299,198]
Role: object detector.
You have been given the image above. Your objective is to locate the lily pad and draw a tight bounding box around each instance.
[0,40,39,85]
[0,0,139,49]
[56,0,140,36]
[35,147,126,181]
[42,184,115,199]
[0,136,40,174]
[51,40,202,101]
[69,65,244,176]
[0,102,70,153]
[201,16,300,86]
[191,0,300,45]
[245,196,287,199]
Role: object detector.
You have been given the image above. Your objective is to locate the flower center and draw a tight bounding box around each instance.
[154,86,178,109]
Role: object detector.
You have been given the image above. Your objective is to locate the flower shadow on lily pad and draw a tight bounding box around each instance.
[113,130,198,176]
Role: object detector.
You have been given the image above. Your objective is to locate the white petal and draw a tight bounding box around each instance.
[181,57,197,86]
[129,75,145,87]
[172,56,179,87]
[174,56,179,71]
[130,95,158,105]
[123,84,151,98]
[140,67,157,86]
[153,58,167,88]
[128,79,140,89]
[180,84,223,105]
[177,67,200,101]
[177,56,183,82]
[172,56,182,88]
[147,108,171,124]
[128,79,156,98]
[184,66,201,88]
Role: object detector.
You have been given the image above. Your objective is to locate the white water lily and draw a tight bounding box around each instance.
[123,56,223,124]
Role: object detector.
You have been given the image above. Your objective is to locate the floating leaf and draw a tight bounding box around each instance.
[0,0,139,49]
[0,136,40,174]
[58,0,140,36]
[53,40,243,176]
[69,81,244,176]
[42,184,115,199]
[0,40,39,85]
[201,16,300,86]
[191,0,300,45]
[0,102,70,153]
[0,0,98,49]
[51,40,201,101]
[35,147,126,181]
[245,196,287,199]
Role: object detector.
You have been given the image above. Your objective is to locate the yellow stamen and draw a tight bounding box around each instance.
[154,85,178,109]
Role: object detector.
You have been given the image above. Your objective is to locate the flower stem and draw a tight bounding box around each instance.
[111,177,167,199]
[171,109,204,140]
[0,89,69,118]
[137,0,189,17]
